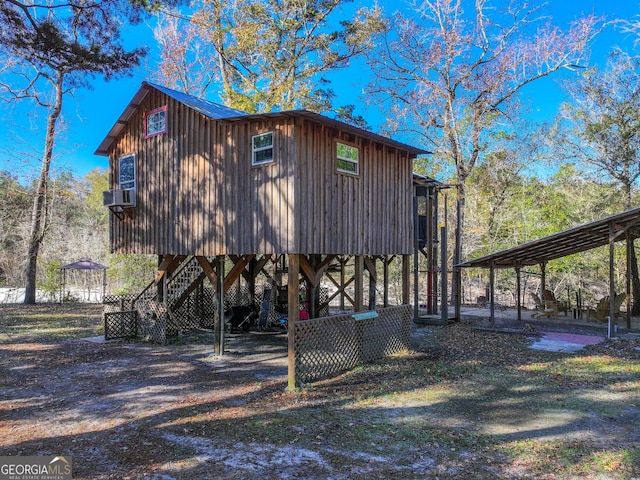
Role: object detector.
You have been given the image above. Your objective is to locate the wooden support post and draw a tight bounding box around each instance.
[214,256,225,355]
[365,256,377,310]
[157,255,165,302]
[287,254,300,391]
[340,256,346,310]
[354,255,364,312]
[402,254,411,305]
[383,256,390,308]
[248,256,257,304]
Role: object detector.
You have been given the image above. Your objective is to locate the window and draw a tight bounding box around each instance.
[252,131,274,165]
[336,142,359,175]
[119,154,136,190]
[145,106,167,138]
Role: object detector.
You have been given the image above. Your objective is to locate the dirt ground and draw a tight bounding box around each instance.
[1,304,639,479]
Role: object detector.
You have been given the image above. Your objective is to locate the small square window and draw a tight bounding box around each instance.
[145,106,167,138]
[337,142,359,175]
[252,131,274,165]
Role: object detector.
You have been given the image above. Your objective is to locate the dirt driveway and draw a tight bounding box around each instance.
[1,304,639,479]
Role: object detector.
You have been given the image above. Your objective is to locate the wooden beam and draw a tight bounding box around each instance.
[298,255,316,286]
[253,255,272,277]
[299,254,337,287]
[172,272,207,310]
[324,271,355,305]
[224,255,254,292]
[197,256,219,287]
[364,256,377,282]
[155,255,175,284]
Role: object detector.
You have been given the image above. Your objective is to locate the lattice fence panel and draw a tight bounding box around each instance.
[104,311,137,340]
[137,300,167,344]
[199,287,217,328]
[103,294,137,313]
[169,296,201,335]
[294,304,413,384]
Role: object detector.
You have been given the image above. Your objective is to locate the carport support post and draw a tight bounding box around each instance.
[516,265,522,322]
[626,230,632,329]
[440,226,448,324]
[609,227,616,338]
[413,195,420,320]
[287,254,300,391]
[489,261,495,325]
[540,261,547,294]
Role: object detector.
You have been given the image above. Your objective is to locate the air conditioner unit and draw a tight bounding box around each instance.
[103,189,136,208]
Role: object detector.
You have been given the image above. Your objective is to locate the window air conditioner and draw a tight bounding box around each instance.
[103,189,136,207]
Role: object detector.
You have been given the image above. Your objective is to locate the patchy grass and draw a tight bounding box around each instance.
[0,306,639,479]
[0,303,103,341]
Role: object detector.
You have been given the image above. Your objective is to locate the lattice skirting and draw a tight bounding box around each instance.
[138,306,167,344]
[294,304,413,384]
[104,310,137,340]
[103,294,137,313]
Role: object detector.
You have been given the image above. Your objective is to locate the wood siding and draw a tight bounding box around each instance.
[107,89,414,256]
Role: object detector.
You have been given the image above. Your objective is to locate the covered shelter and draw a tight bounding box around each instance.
[457,206,640,330]
[59,259,107,303]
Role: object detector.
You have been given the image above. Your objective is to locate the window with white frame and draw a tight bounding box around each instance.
[336,142,359,175]
[252,131,274,165]
[145,106,167,138]
[119,154,136,190]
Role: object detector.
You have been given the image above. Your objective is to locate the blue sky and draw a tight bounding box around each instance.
[0,0,638,182]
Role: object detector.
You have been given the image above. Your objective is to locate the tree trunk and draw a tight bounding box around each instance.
[23,72,64,304]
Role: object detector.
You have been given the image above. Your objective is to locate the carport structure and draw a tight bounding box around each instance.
[457,206,640,329]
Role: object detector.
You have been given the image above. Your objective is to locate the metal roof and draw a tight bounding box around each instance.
[59,259,106,270]
[95,82,430,157]
[457,206,640,269]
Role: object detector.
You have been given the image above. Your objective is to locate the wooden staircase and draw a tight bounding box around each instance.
[133,256,210,343]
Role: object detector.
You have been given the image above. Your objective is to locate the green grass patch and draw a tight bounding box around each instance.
[502,440,640,478]
[0,304,103,341]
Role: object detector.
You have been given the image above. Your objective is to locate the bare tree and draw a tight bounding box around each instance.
[0,0,152,303]
[365,0,600,312]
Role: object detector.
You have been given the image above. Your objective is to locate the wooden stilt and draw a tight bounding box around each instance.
[287,254,300,390]
[354,255,364,312]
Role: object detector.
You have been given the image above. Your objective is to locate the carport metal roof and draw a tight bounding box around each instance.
[457,206,640,269]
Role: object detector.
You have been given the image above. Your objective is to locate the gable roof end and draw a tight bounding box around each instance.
[94,82,248,156]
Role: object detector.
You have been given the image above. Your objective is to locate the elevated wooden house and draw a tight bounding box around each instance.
[97,82,436,387]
